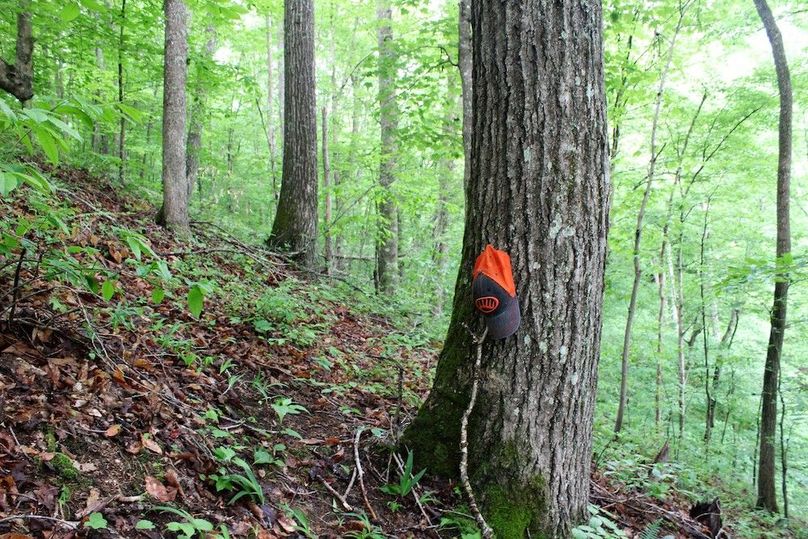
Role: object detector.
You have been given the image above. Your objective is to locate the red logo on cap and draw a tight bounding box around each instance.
[475,296,500,314]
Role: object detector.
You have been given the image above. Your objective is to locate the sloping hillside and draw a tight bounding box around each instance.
[1,166,731,538]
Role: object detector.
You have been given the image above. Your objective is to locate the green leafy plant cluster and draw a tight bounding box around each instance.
[207,446,266,505]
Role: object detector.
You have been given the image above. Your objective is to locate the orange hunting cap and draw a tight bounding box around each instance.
[472,245,520,339]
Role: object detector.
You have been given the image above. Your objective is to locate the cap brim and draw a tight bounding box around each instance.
[484,296,520,339]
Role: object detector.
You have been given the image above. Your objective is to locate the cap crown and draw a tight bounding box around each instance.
[472,244,516,297]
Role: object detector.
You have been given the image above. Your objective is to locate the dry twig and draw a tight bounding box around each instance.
[353,427,378,521]
[0,514,78,529]
[459,326,493,538]
[314,472,353,511]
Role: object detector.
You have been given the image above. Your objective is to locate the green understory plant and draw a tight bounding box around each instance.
[208,449,265,505]
[156,505,215,538]
[381,449,426,497]
[271,397,308,424]
[572,505,627,539]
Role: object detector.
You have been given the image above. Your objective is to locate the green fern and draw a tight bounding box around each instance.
[640,519,662,539]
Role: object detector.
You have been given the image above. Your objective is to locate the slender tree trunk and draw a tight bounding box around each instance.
[720,368,736,445]
[139,85,158,180]
[458,0,471,188]
[779,372,789,518]
[157,0,189,235]
[117,0,127,183]
[614,6,686,433]
[609,9,638,173]
[93,45,106,153]
[322,106,334,274]
[654,92,706,428]
[668,233,687,439]
[266,14,278,199]
[432,74,457,315]
[54,61,64,98]
[403,0,610,534]
[706,308,738,440]
[277,25,284,140]
[186,26,216,203]
[753,393,761,488]
[0,0,33,103]
[267,0,318,268]
[754,0,792,513]
[375,0,399,294]
[699,199,712,445]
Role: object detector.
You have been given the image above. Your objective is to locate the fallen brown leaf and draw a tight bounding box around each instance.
[141,433,162,455]
[144,475,176,502]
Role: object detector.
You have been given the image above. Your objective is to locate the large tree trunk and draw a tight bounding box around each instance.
[157,0,190,235]
[403,0,610,535]
[754,0,792,514]
[267,0,318,268]
[614,5,686,433]
[375,0,399,294]
[0,0,33,103]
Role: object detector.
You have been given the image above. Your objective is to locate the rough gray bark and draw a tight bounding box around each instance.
[267,0,318,268]
[402,0,610,535]
[157,0,190,235]
[0,0,33,103]
[614,5,686,433]
[754,0,792,514]
[375,0,398,294]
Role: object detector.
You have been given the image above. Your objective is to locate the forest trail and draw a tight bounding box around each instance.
[0,167,731,538]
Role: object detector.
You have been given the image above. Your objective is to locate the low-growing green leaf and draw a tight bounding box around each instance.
[84,512,107,530]
[135,519,155,530]
[188,284,204,318]
[102,279,116,301]
[0,173,18,196]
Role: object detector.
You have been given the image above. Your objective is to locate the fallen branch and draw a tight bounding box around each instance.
[0,514,79,529]
[459,326,493,538]
[314,472,353,511]
[342,467,357,500]
[590,480,710,539]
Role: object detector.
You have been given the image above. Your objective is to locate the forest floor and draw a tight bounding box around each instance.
[0,166,730,538]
